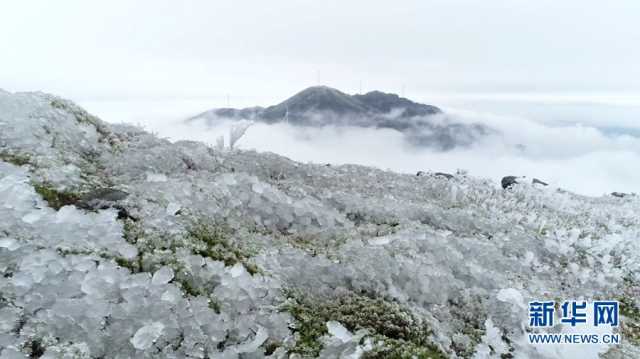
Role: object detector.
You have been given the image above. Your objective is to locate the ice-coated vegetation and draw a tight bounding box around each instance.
[0,89,639,358]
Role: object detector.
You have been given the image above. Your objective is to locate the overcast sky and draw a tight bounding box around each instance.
[1,0,640,103]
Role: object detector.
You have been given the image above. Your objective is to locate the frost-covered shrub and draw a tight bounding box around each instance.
[0,150,31,166]
[31,182,82,210]
[186,219,259,274]
[284,290,445,358]
[229,120,253,149]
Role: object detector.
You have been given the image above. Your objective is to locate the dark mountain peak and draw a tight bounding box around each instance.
[256,86,441,122]
[188,86,491,150]
[360,89,399,97]
[292,85,343,96]
[353,90,440,116]
[263,86,369,120]
[355,90,402,104]
[190,86,442,124]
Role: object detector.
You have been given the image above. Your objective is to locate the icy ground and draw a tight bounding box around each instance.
[0,89,639,358]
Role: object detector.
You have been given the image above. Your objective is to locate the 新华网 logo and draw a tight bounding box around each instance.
[527,300,621,345]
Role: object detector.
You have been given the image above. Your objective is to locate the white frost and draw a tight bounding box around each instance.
[131,322,165,350]
[496,288,526,309]
[327,321,353,342]
[151,266,174,286]
[145,172,168,182]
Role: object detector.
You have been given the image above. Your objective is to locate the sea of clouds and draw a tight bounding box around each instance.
[80,95,640,197]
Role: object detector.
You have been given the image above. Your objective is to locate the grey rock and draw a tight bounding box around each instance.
[501,176,519,189]
[532,178,548,186]
[76,188,129,210]
[611,192,629,198]
[416,171,453,179]
[434,172,454,180]
[83,188,129,202]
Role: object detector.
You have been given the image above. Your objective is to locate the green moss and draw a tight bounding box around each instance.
[262,340,281,356]
[362,337,447,359]
[208,297,222,314]
[346,211,400,228]
[277,231,349,259]
[440,294,488,358]
[620,296,640,345]
[283,291,446,358]
[169,267,221,314]
[32,183,81,210]
[624,321,640,345]
[283,295,328,356]
[51,99,96,125]
[122,219,145,244]
[620,296,640,320]
[56,248,94,257]
[176,278,219,312]
[187,220,259,275]
[54,246,144,274]
[110,220,145,272]
[176,277,206,297]
[243,262,260,276]
[0,151,31,166]
[114,256,141,273]
[114,218,251,315]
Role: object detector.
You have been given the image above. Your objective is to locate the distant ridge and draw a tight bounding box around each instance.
[190,86,441,125]
[189,86,491,150]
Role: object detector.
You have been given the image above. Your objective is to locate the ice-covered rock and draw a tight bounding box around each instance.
[326,321,353,343]
[151,266,174,285]
[131,322,165,350]
[0,90,638,358]
[496,288,526,310]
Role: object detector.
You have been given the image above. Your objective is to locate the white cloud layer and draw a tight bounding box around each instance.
[81,98,640,197]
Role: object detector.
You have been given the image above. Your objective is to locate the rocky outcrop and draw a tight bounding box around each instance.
[501,176,519,189]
